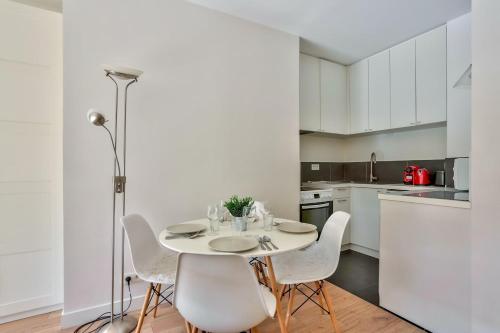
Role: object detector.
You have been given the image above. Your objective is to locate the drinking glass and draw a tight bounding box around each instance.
[264,214,274,231]
[207,205,219,235]
[217,200,225,223]
[262,201,272,216]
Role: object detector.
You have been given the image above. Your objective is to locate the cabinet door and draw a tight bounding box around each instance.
[300,53,321,131]
[416,25,447,124]
[368,50,391,131]
[349,59,369,134]
[320,60,348,134]
[333,197,351,245]
[390,39,416,128]
[350,188,380,251]
[447,14,471,158]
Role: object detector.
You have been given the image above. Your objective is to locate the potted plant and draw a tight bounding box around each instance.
[224,195,254,231]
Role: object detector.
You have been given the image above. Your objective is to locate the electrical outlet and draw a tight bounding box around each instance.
[311,163,320,171]
[125,273,139,283]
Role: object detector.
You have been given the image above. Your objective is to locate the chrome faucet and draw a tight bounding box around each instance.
[370,152,378,183]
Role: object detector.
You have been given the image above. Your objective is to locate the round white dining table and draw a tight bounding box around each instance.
[159,217,317,333]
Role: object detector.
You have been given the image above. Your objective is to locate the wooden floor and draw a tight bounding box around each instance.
[0,282,422,333]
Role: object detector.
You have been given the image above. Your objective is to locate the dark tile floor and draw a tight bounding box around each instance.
[328,250,379,305]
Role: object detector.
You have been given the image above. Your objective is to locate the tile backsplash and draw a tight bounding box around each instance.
[301,159,455,187]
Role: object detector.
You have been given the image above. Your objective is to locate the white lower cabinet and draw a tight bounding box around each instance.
[350,188,380,252]
[333,197,351,245]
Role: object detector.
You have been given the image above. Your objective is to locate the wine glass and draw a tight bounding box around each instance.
[262,201,272,216]
[217,200,226,223]
[207,205,219,235]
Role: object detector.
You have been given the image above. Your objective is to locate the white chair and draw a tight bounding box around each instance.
[271,211,350,332]
[121,214,177,333]
[249,201,269,286]
[252,201,266,220]
[173,253,276,333]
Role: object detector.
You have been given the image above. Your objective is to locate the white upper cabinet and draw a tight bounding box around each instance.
[300,53,321,131]
[390,39,416,128]
[320,59,348,134]
[349,59,369,134]
[447,13,471,158]
[368,50,391,131]
[416,25,447,124]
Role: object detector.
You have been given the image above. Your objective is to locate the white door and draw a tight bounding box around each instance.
[368,50,391,131]
[0,2,62,321]
[390,39,416,128]
[447,14,471,158]
[333,197,351,245]
[320,60,348,134]
[350,188,380,251]
[416,25,447,125]
[300,54,321,131]
[349,59,369,134]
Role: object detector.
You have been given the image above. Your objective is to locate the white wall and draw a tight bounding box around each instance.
[63,0,299,326]
[300,134,345,162]
[0,0,62,322]
[300,125,446,162]
[471,1,500,332]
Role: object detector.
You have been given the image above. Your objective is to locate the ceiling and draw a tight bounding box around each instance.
[187,0,471,64]
[10,0,62,12]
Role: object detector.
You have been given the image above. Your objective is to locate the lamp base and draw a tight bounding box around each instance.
[100,316,137,333]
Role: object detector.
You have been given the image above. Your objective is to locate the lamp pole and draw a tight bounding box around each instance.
[87,65,142,333]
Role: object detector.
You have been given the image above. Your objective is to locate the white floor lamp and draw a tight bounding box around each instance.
[87,65,143,333]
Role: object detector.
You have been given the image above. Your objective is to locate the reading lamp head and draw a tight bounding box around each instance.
[87,108,106,126]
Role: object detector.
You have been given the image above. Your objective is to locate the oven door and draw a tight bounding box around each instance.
[300,201,333,233]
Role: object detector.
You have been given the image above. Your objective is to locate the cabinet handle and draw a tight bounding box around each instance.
[336,199,348,203]
[336,188,347,191]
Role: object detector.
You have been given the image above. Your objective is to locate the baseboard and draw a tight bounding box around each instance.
[61,295,146,329]
[0,303,63,325]
[342,243,380,259]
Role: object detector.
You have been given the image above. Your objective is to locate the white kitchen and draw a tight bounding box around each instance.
[299,11,471,333]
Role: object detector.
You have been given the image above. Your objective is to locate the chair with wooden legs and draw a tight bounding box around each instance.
[174,253,276,333]
[122,214,177,332]
[271,211,350,332]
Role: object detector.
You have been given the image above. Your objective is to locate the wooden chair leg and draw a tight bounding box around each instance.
[257,261,268,286]
[279,284,287,300]
[135,283,153,333]
[190,326,198,333]
[253,263,262,284]
[153,283,162,318]
[314,281,326,314]
[251,326,260,333]
[320,281,341,333]
[285,284,296,328]
[184,320,192,333]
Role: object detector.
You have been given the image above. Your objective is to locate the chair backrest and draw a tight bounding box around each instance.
[317,211,350,276]
[174,253,272,333]
[121,214,163,276]
[252,201,266,220]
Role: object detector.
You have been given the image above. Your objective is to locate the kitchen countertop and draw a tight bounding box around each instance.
[301,181,471,208]
[379,189,471,209]
[301,181,444,191]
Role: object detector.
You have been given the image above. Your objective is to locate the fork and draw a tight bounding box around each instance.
[263,235,278,250]
[259,236,272,251]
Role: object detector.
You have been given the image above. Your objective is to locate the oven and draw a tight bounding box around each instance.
[300,187,333,233]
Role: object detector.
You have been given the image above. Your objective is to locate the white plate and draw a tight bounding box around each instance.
[166,223,206,235]
[209,236,259,253]
[277,222,317,234]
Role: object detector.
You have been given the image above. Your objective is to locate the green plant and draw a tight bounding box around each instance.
[224,195,254,217]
